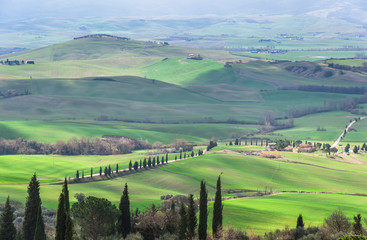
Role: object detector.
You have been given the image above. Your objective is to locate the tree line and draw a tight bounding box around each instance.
[0,137,150,155]
[281,85,367,95]
[328,62,367,74]
[74,150,205,180]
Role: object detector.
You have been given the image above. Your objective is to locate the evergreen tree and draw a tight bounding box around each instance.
[353,145,358,154]
[199,180,208,240]
[148,158,152,167]
[191,151,194,157]
[353,214,363,235]
[229,141,233,146]
[235,138,239,145]
[104,167,108,176]
[297,214,304,228]
[62,178,70,211]
[212,175,223,237]
[143,158,147,168]
[0,196,16,240]
[129,161,132,171]
[64,212,73,240]
[178,202,187,240]
[175,155,177,160]
[162,156,165,165]
[187,194,197,240]
[55,193,66,240]
[100,166,102,176]
[180,152,182,159]
[134,161,138,171]
[116,164,119,174]
[62,179,73,240]
[140,160,142,169]
[33,205,46,240]
[184,153,186,159]
[117,183,131,238]
[166,153,168,163]
[345,144,350,153]
[153,158,156,167]
[90,168,93,178]
[76,170,79,180]
[108,165,112,176]
[23,174,42,240]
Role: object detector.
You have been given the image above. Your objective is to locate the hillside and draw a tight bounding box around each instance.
[0,36,366,143]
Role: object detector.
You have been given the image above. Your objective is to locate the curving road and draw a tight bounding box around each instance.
[331,117,365,148]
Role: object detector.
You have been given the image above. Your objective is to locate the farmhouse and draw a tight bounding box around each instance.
[187,53,203,60]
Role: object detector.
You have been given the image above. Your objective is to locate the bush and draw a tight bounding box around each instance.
[324,209,351,235]
[338,236,367,240]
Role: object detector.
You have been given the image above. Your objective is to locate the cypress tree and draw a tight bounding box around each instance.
[104,167,108,176]
[212,175,223,237]
[191,151,194,157]
[353,214,363,235]
[129,161,132,171]
[134,161,138,171]
[99,166,102,176]
[108,165,111,176]
[187,194,197,240]
[90,168,93,178]
[198,180,208,240]
[55,193,66,240]
[62,178,70,211]
[180,152,182,159]
[153,158,156,167]
[161,156,164,165]
[64,212,73,240]
[175,155,177,160]
[143,158,147,168]
[0,196,16,240]
[297,214,304,228]
[140,160,142,169]
[63,179,73,240]
[33,205,46,240]
[116,164,119,173]
[184,153,186,159]
[148,158,151,167]
[76,170,79,180]
[166,153,168,163]
[178,202,187,240]
[23,173,42,240]
[117,183,131,238]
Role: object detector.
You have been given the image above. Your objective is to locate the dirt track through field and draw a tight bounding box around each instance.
[331,117,366,148]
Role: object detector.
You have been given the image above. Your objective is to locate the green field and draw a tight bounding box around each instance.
[214,193,367,233]
[0,120,260,144]
[260,111,360,142]
[1,149,367,233]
